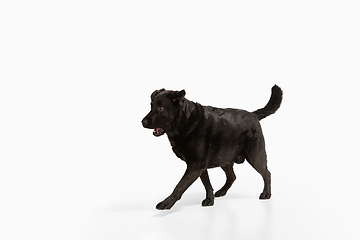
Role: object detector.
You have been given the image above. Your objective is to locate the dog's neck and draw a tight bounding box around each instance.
[166,99,204,145]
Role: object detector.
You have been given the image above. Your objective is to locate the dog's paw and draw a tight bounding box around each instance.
[156,199,175,210]
[259,192,271,200]
[202,198,214,207]
[215,189,227,198]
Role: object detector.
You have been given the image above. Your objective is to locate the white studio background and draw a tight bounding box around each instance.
[1,1,359,240]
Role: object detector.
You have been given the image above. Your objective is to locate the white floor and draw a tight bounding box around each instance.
[3,146,358,240]
[75,169,359,240]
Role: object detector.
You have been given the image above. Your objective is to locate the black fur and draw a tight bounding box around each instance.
[142,85,283,210]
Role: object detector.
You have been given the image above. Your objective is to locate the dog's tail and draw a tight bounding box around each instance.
[253,85,283,120]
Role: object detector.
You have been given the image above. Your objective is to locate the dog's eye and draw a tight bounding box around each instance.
[158,106,164,111]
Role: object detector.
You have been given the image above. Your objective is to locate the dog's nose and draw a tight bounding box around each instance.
[142,118,149,128]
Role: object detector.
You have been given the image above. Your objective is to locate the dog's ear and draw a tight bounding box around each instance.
[173,90,186,100]
[170,90,186,106]
[151,88,165,101]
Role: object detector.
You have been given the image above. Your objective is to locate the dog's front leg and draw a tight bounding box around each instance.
[156,164,203,210]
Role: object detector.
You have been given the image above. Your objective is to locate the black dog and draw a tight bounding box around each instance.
[142,85,282,210]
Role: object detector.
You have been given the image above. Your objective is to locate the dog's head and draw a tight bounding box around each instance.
[142,89,186,137]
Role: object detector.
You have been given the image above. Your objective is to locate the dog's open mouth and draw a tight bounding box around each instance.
[153,128,165,137]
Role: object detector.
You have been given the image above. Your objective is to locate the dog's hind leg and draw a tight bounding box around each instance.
[243,129,272,199]
[200,170,215,206]
[246,150,271,199]
[215,163,236,197]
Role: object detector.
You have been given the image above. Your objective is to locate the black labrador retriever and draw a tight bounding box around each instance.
[142,85,283,210]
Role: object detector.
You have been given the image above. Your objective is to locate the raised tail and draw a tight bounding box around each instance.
[253,85,283,120]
